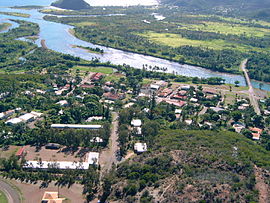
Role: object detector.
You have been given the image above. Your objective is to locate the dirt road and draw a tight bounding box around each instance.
[99,112,119,179]
[241,59,261,115]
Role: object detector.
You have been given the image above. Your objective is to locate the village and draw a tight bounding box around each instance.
[0,65,269,202]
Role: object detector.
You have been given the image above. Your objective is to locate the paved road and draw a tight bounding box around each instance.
[0,179,21,203]
[99,112,120,179]
[241,59,261,115]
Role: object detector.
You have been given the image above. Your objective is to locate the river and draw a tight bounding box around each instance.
[0,0,270,91]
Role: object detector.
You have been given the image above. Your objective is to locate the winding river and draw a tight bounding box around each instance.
[1,0,270,91]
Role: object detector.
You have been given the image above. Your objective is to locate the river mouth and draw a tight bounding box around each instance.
[0,2,270,91]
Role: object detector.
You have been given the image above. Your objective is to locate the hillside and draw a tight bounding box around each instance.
[161,0,270,19]
[106,130,270,202]
[51,0,90,10]
[162,0,270,8]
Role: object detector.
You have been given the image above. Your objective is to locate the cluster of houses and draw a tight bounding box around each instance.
[131,119,147,153]
[5,111,43,125]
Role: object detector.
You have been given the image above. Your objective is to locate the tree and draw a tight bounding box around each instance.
[234,80,240,87]
[231,111,242,122]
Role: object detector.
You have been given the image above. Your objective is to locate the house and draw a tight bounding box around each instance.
[90,137,104,143]
[185,119,193,125]
[150,84,160,90]
[16,147,26,158]
[5,118,22,125]
[51,124,102,129]
[190,98,198,103]
[56,100,68,107]
[19,111,43,123]
[249,127,263,140]
[131,119,142,127]
[164,99,186,108]
[178,90,187,96]
[180,85,191,90]
[210,107,224,113]
[80,84,94,89]
[171,94,187,100]
[233,122,245,133]
[264,110,270,116]
[0,110,15,120]
[103,92,125,101]
[134,143,147,153]
[41,191,65,203]
[238,103,249,110]
[91,72,104,81]
[86,116,103,122]
[203,88,218,95]
[155,80,168,87]
[158,88,173,97]
[123,103,135,108]
[36,89,46,94]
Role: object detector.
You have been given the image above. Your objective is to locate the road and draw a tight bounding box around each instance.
[99,112,120,179]
[241,59,261,115]
[0,179,21,203]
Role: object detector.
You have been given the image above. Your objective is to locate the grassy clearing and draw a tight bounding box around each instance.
[0,146,20,159]
[70,22,96,27]
[139,31,261,52]
[0,23,11,32]
[0,12,30,18]
[73,66,114,74]
[185,14,270,28]
[179,21,270,38]
[0,191,8,203]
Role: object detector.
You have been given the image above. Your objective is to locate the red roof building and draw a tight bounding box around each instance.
[16,147,26,157]
[103,92,125,101]
[91,73,104,81]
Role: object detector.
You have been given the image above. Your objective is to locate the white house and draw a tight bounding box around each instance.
[131,119,142,127]
[56,100,68,107]
[134,143,147,153]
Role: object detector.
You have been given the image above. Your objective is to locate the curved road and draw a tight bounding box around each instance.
[0,179,21,203]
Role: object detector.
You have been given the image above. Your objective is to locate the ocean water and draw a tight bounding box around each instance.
[0,0,54,7]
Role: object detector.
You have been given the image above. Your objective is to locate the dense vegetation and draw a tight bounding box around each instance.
[107,129,270,202]
[51,0,91,10]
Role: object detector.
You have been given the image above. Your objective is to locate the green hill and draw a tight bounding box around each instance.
[162,0,270,8]
[106,130,270,202]
[51,0,90,10]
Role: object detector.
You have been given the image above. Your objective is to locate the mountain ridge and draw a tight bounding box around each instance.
[51,0,90,10]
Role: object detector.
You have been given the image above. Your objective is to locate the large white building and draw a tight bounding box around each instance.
[51,124,102,129]
[24,152,99,170]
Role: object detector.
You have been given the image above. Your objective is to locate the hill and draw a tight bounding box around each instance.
[106,130,270,202]
[161,0,270,19]
[51,0,90,10]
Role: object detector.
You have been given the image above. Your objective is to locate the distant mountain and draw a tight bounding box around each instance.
[161,0,270,8]
[51,0,90,10]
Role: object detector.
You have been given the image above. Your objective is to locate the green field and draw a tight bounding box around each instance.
[73,66,114,74]
[0,190,8,203]
[70,22,96,27]
[139,31,263,52]
[179,21,270,37]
